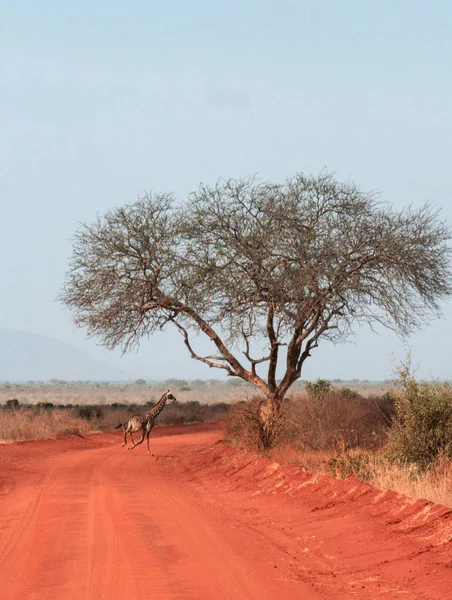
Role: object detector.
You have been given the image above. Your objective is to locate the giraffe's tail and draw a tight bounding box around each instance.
[114,423,123,430]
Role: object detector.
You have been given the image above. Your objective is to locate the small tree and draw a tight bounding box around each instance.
[61,172,452,447]
[305,379,332,403]
[389,368,452,470]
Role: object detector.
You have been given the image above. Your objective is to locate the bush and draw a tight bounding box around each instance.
[225,397,267,450]
[387,374,452,470]
[226,391,392,453]
[286,391,391,451]
[5,399,20,410]
[327,443,377,481]
[37,402,54,409]
[338,387,360,400]
[77,405,103,420]
[305,379,332,402]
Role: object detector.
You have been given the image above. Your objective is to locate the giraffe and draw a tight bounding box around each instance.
[121,390,176,455]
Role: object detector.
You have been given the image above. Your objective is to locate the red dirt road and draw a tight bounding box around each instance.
[0,424,451,599]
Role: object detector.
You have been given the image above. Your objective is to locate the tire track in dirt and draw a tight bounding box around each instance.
[0,467,58,599]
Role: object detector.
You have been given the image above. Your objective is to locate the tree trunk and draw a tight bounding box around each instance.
[258,394,283,449]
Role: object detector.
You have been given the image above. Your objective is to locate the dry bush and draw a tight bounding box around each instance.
[326,444,379,481]
[157,401,228,425]
[284,390,393,451]
[0,400,230,443]
[226,390,393,453]
[224,396,273,451]
[0,407,95,441]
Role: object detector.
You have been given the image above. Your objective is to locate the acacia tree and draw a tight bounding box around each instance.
[61,173,452,447]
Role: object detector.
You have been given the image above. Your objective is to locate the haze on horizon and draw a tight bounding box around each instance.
[1,1,452,382]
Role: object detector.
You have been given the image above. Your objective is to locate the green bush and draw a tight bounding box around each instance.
[338,387,360,400]
[305,379,332,402]
[388,373,452,470]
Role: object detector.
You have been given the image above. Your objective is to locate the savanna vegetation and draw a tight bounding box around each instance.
[0,380,238,442]
[0,377,387,443]
[226,366,452,507]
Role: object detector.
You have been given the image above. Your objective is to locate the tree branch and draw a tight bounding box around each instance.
[242,329,271,376]
[171,319,235,375]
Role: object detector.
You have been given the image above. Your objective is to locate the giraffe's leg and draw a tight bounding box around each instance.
[128,430,145,450]
[121,429,128,447]
[146,424,155,456]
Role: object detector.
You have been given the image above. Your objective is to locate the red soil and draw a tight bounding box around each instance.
[0,423,451,599]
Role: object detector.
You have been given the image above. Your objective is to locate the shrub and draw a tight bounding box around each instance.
[37,402,54,409]
[225,397,266,450]
[226,391,392,453]
[327,444,377,481]
[338,387,360,400]
[387,374,452,470]
[5,398,20,410]
[158,406,186,425]
[305,379,332,402]
[286,391,390,451]
[77,405,103,420]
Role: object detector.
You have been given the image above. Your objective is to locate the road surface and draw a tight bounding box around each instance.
[0,423,451,599]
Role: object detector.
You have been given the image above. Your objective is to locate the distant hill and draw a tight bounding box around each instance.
[0,329,127,381]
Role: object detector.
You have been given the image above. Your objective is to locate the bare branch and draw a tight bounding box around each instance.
[241,329,270,376]
[170,319,235,375]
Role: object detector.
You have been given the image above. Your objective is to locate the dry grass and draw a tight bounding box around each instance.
[265,444,452,508]
[267,446,329,476]
[369,455,452,508]
[326,447,452,508]
[0,408,96,442]
[0,400,229,443]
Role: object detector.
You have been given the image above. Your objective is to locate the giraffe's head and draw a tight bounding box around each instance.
[165,389,177,403]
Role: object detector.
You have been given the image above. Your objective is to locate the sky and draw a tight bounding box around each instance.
[1,0,452,380]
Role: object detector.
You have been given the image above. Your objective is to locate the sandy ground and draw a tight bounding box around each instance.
[0,423,451,599]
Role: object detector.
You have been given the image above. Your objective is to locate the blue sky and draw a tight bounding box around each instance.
[1,1,452,379]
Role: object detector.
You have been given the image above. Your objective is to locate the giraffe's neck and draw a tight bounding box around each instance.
[145,393,168,419]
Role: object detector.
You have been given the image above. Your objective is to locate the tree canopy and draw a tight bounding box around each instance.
[62,172,452,415]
